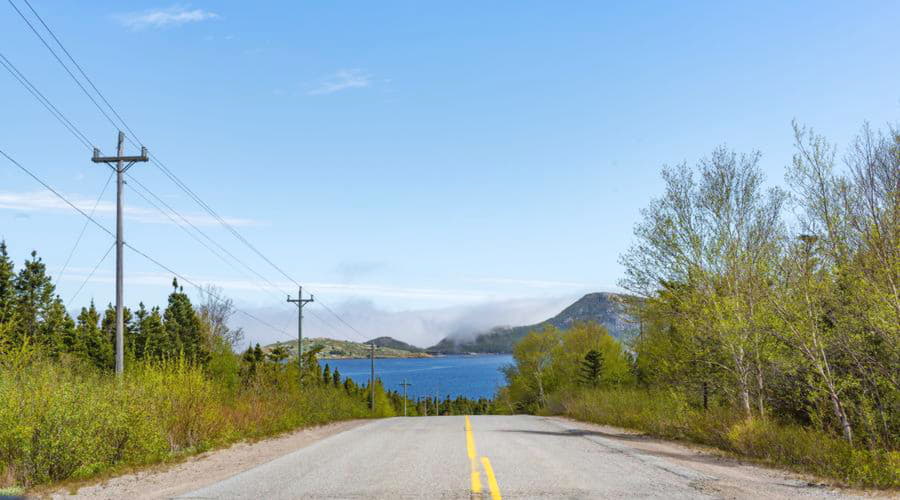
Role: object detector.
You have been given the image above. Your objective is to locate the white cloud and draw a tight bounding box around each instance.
[116,6,218,30]
[0,190,258,227]
[307,69,373,96]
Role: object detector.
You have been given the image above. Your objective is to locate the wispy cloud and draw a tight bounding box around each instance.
[115,6,218,30]
[0,190,258,227]
[307,69,372,96]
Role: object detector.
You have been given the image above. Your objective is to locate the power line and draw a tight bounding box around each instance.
[7,4,372,342]
[0,146,293,340]
[6,0,120,132]
[1,48,330,339]
[1,48,308,332]
[19,0,139,143]
[67,241,114,307]
[0,51,94,150]
[57,170,113,285]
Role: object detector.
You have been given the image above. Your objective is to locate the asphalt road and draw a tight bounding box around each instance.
[179,415,855,499]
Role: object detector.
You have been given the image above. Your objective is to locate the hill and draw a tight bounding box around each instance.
[263,337,429,359]
[366,336,425,353]
[427,292,637,354]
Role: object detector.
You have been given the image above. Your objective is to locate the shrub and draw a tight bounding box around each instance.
[561,387,899,488]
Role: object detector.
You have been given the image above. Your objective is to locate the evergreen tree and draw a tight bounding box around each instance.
[42,296,74,357]
[322,364,332,385]
[163,279,208,364]
[101,303,134,359]
[137,304,166,360]
[77,301,111,369]
[12,251,55,349]
[0,241,14,325]
[580,349,604,387]
[267,343,290,363]
[332,367,341,388]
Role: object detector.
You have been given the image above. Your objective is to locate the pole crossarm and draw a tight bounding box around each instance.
[91,145,148,172]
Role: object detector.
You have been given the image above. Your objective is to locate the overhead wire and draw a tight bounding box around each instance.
[0,146,293,340]
[67,241,114,307]
[7,1,372,342]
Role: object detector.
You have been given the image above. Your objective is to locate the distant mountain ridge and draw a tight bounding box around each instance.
[427,292,637,354]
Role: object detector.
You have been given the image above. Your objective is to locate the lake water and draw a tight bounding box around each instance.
[322,355,513,400]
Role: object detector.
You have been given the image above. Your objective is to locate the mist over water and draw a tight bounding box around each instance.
[323,355,513,400]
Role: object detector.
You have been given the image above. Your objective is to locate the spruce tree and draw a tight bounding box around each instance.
[163,279,208,364]
[322,364,332,385]
[0,241,14,325]
[13,251,56,349]
[42,296,74,357]
[101,303,134,359]
[77,301,111,369]
[580,349,604,387]
[139,306,167,360]
[332,367,341,387]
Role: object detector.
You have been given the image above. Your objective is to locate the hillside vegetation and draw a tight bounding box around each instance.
[498,122,899,488]
[264,337,428,359]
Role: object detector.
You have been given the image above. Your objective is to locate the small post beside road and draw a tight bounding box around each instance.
[91,131,148,376]
[400,379,412,416]
[287,286,314,385]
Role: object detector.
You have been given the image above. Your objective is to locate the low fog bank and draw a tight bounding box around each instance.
[231,294,580,350]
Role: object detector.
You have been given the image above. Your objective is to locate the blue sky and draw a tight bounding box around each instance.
[1,1,897,347]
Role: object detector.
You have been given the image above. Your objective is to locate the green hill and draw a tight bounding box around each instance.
[366,336,425,353]
[263,336,429,359]
[427,292,637,354]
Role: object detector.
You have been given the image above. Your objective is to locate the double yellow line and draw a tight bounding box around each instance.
[465,415,501,500]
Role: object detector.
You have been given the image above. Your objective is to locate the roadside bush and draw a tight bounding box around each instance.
[561,387,899,488]
[0,353,371,488]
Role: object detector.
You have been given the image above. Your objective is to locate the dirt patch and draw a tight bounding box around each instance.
[37,419,367,499]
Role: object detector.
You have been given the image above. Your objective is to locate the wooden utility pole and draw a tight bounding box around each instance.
[91,132,148,375]
[287,286,314,385]
[370,343,375,412]
[400,379,412,416]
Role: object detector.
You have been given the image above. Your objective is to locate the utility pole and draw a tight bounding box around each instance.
[399,379,412,416]
[287,286,314,385]
[91,131,148,376]
[370,343,375,413]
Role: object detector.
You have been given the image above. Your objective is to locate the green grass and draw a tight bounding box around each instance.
[0,355,374,489]
[559,387,899,489]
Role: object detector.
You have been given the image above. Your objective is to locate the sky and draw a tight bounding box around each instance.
[1,1,898,348]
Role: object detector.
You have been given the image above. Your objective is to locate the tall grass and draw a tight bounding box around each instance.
[559,387,899,488]
[0,353,372,488]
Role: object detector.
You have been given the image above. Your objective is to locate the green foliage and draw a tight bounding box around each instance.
[501,323,633,413]
[562,387,899,488]
[0,351,373,489]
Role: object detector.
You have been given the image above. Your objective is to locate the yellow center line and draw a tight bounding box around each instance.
[465,415,483,496]
[480,457,502,500]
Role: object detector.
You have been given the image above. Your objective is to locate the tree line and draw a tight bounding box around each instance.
[0,243,243,371]
[500,122,898,449]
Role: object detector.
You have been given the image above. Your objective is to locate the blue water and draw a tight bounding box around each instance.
[321,355,513,400]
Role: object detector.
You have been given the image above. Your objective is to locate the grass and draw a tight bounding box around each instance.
[558,387,899,489]
[0,355,375,489]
